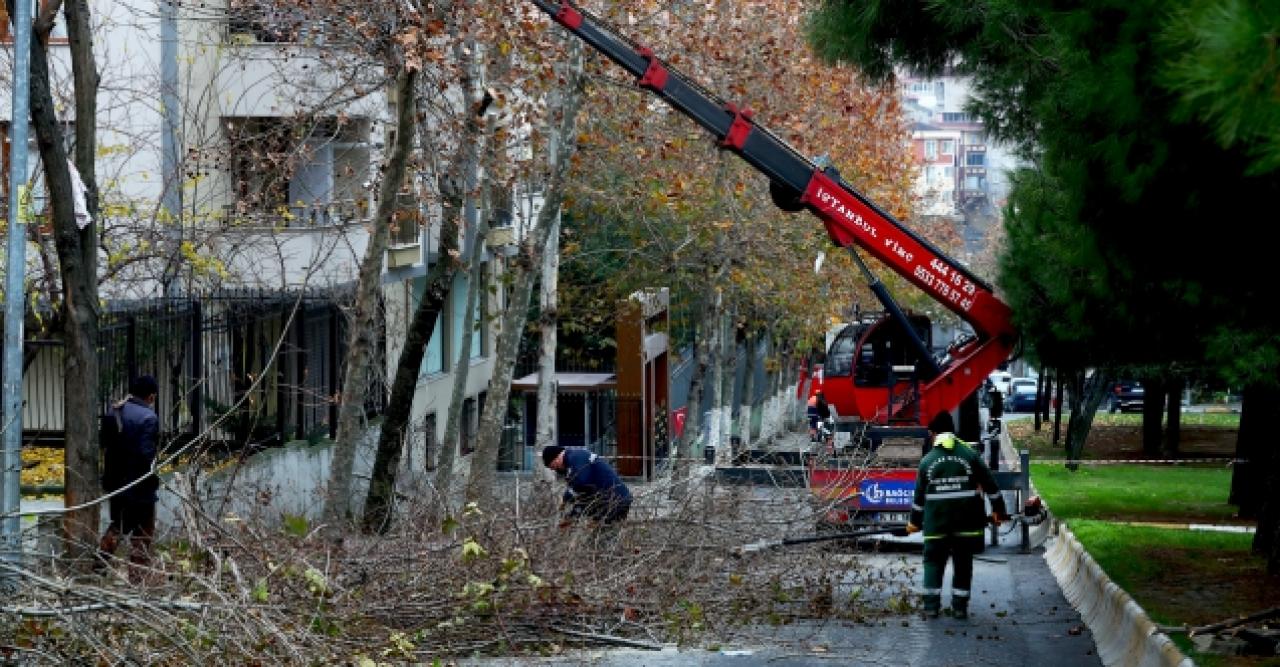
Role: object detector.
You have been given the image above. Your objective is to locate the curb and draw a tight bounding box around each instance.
[999,425,1191,666]
[1044,522,1192,667]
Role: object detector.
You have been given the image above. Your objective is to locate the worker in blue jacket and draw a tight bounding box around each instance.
[542,445,632,525]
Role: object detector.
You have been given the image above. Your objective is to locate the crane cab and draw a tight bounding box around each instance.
[813,314,933,422]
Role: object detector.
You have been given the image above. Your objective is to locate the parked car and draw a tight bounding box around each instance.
[1004,378,1039,413]
[1110,380,1145,413]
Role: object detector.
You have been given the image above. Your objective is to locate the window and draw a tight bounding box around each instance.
[2,121,74,220]
[460,396,476,455]
[473,264,488,359]
[942,112,972,123]
[966,153,985,166]
[1,3,69,43]
[923,140,937,160]
[414,276,446,376]
[224,116,369,224]
[227,1,306,43]
[941,140,955,155]
[422,413,436,470]
[944,166,954,178]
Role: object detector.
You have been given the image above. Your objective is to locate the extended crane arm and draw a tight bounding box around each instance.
[529,0,1017,417]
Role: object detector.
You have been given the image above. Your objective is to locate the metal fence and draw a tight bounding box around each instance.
[15,292,385,450]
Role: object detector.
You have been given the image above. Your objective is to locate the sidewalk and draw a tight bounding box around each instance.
[463,426,1102,666]
[463,522,1101,666]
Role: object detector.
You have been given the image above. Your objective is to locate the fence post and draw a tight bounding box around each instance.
[276,302,288,444]
[295,304,306,441]
[190,300,202,437]
[126,315,138,383]
[328,303,340,440]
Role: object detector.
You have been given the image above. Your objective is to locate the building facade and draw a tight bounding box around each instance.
[0,1,538,476]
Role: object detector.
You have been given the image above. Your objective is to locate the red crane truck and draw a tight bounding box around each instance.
[528,0,1019,527]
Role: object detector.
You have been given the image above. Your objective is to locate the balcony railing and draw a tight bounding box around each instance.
[222,199,368,229]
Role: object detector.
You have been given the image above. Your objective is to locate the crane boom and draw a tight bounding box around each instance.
[529,0,1016,420]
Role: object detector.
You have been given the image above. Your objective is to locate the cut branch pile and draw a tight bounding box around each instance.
[1,471,917,664]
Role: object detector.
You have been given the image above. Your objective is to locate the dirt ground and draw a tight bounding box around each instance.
[1015,419,1280,666]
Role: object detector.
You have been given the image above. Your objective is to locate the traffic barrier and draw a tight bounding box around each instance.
[1045,524,1191,666]
[998,428,1191,666]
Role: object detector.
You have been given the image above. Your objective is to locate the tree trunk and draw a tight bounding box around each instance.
[1163,375,1182,458]
[534,213,560,467]
[1141,376,1165,457]
[675,284,716,494]
[1033,373,1045,431]
[359,69,472,533]
[1065,370,1111,463]
[463,52,584,507]
[738,329,757,453]
[1231,384,1275,518]
[322,68,416,530]
[427,39,489,510]
[1250,386,1280,571]
[1040,370,1054,425]
[1052,368,1064,445]
[27,0,100,564]
[715,308,738,462]
[437,214,488,514]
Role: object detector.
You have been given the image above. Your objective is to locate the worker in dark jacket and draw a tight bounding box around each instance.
[542,445,632,525]
[807,390,830,441]
[97,375,161,581]
[906,411,1007,619]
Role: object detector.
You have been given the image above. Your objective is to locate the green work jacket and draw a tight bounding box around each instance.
[908,433,1007,538]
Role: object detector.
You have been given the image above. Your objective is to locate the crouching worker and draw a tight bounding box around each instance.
[542,445,632,526]
[906,411,1008,620]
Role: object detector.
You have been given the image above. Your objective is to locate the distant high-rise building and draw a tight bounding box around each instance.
[899,72,1019,219]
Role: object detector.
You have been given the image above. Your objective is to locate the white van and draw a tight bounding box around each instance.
[988,371,1012,396]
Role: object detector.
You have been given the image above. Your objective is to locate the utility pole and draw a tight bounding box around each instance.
[159,0,182,295]
[2,0,34,587]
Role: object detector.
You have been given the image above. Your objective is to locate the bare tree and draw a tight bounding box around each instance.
[8,0,103,564]
[534,212,560,461]
[464,44,585,506]
[323,67,418,528]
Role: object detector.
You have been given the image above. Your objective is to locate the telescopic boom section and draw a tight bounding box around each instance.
[530,0,1017,418]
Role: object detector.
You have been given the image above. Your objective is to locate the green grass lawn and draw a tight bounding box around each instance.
[1028,461,1279,666]
[1030,463,1240,523]
[1089,411,1241,428]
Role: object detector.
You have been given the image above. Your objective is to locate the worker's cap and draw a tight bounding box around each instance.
[541,445,565,467]
[814,389,823,395]
[129,375,159,398]
[927,411,954,434]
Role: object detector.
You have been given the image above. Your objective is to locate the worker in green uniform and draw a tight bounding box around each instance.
[906,411,1008,619]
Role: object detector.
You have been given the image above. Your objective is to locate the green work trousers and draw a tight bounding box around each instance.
[921,533,983,611]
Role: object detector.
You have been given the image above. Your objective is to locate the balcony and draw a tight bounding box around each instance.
[386,193,423,269]
[963,143,987,153]
[221,199,368,229]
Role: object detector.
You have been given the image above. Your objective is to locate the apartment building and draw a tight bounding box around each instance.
[899,72,1018,220]
[1,1,534,473]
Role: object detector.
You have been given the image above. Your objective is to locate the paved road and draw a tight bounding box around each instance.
[465,417,1101,666]
[466,519,1100,666]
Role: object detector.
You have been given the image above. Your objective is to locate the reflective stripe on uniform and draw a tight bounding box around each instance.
[986,491,1001,499]
[953,589,970,598]
[927,490,979,500]
[920,587,942,595]
[911,503,923,511]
